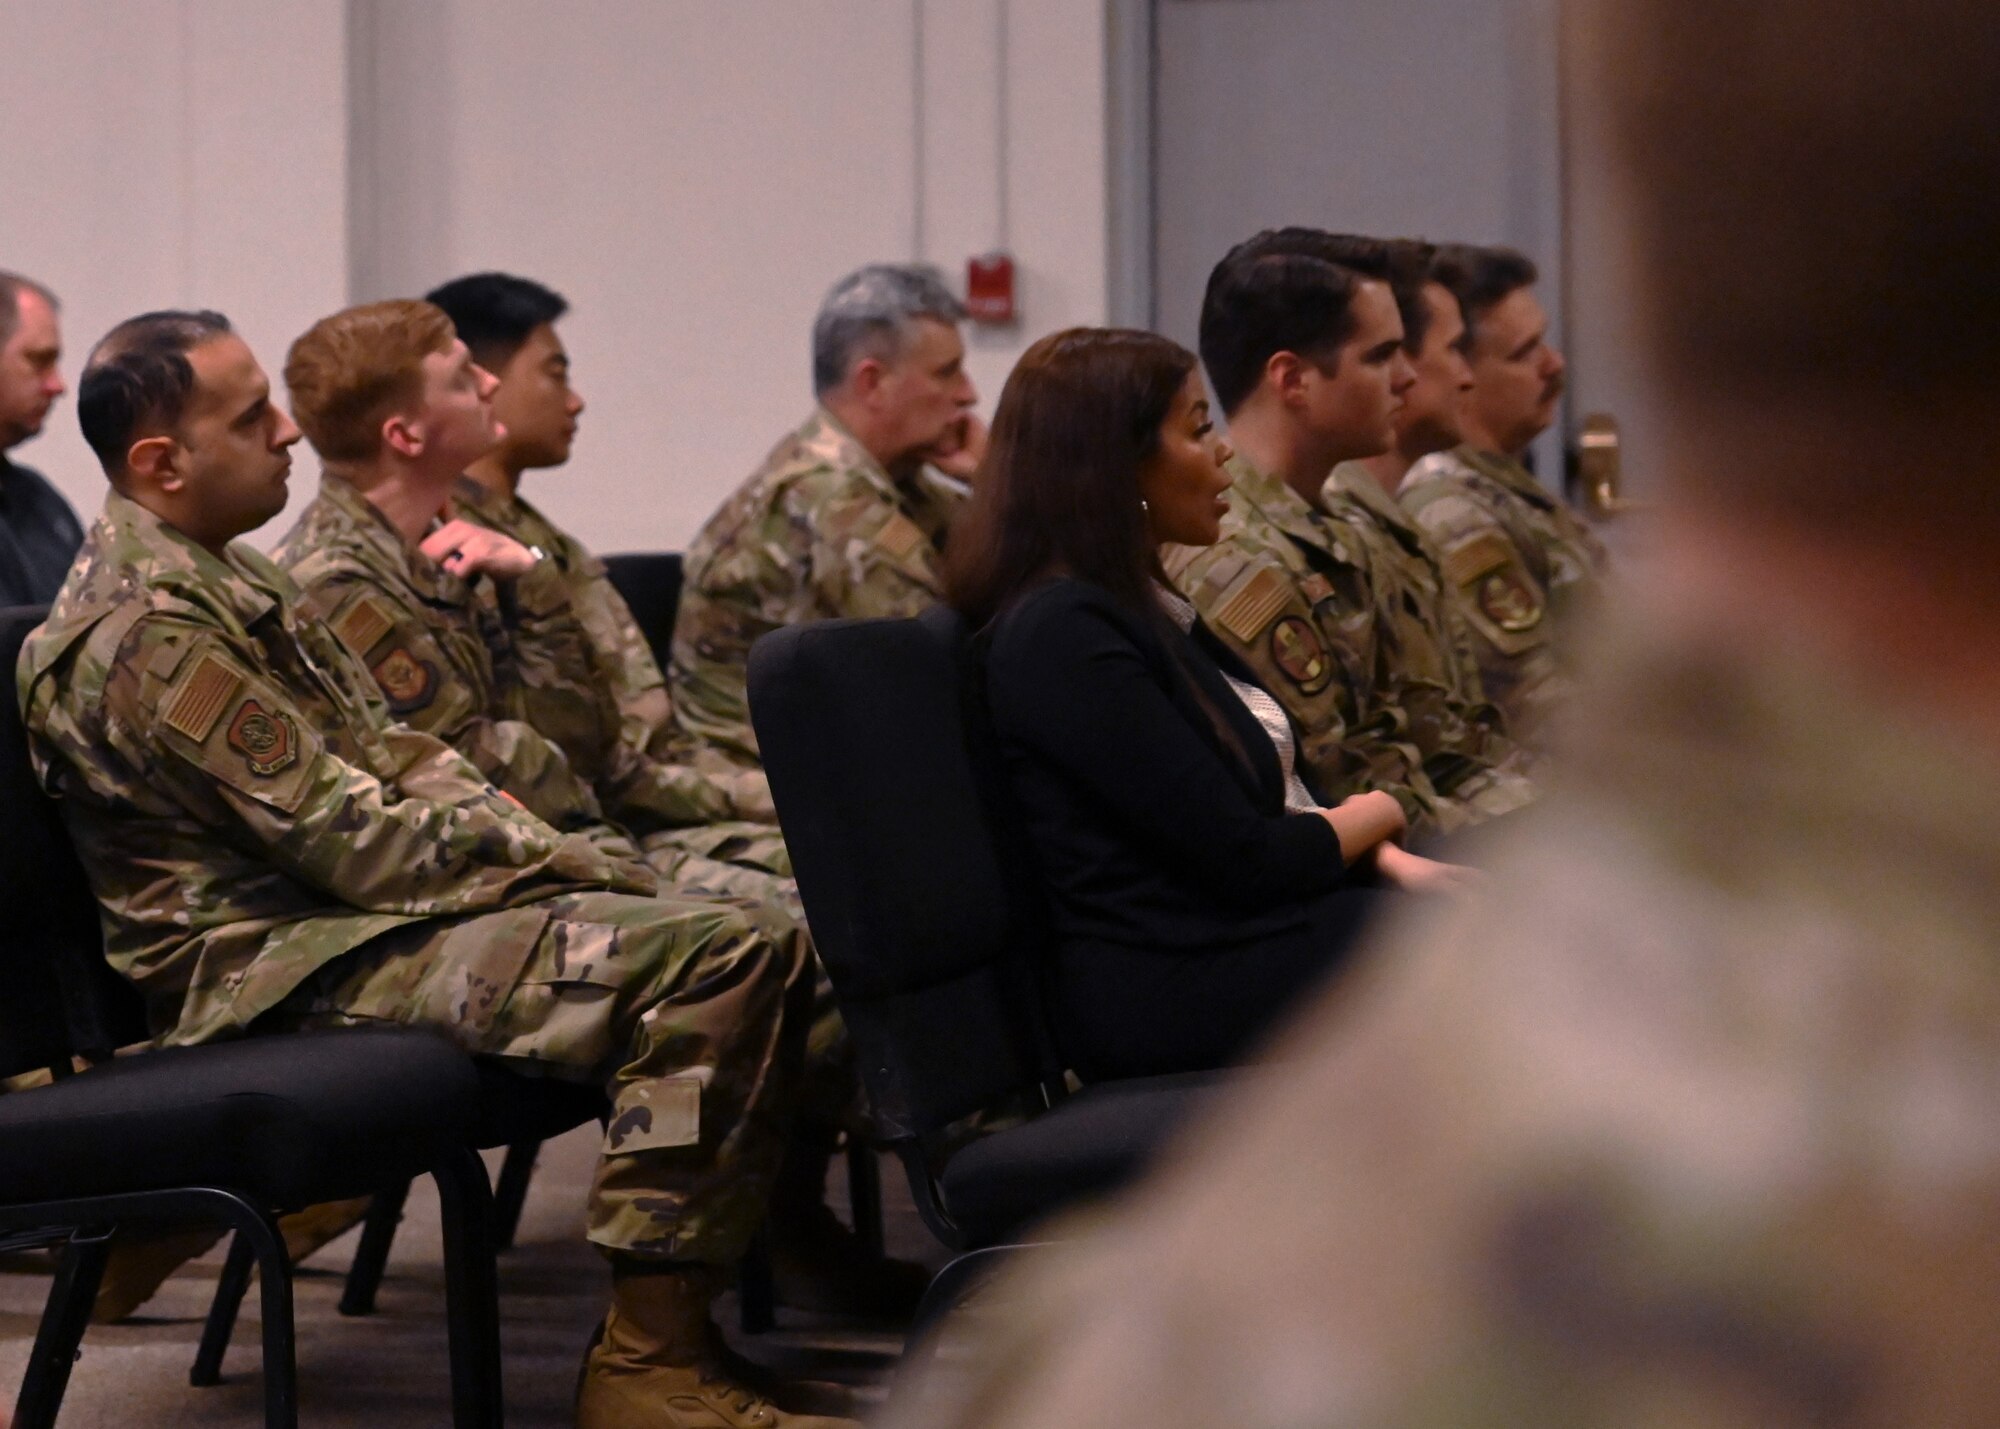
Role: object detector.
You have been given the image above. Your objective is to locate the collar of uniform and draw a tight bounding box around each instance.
[1331,461,1428,552]
[96,489,282,627]
[805,405,899,502]
[1456,444,1559,510]
[1224,450,1341,555]
[451,472,513,525]
[317,473,476,606]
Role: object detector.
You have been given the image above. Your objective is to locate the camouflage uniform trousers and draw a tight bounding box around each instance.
[271,889,812,1265]
[641,826,859,1137]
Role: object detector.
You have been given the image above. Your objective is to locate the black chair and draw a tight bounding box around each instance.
[603,551,684,669]
[747,606,1228,1360]
[0,605,505,1429]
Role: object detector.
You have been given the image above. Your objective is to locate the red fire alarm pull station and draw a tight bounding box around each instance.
[966,253,1017,324]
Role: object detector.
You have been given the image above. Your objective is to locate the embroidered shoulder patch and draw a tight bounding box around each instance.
[332,596,398,659]
[1213,566,1292,644]
[161,655,244,744]
[873,512,927,561]
[1441,531,1514,589]
[370,648,438,714]
[1269,615,1333,693]
[225,699,299,777]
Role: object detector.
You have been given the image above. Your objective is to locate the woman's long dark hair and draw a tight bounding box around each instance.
[945,327,1198,627]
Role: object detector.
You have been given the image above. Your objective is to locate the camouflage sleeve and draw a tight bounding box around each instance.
[308,574,611,835]
[1172,541,1439,822]
[105,615,647,914]
[800,475,949,621]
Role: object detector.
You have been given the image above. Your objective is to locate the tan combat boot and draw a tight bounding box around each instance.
[577,1263,859,1429]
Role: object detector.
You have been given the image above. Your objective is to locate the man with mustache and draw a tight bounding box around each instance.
[1401,244,1606,748]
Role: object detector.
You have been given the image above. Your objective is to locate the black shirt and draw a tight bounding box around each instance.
[0,455,85,606]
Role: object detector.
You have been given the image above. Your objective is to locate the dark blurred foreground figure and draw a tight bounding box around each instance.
[884,1,2000,1423]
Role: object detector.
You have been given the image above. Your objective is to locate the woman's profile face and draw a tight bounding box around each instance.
[1138,370,1234,548]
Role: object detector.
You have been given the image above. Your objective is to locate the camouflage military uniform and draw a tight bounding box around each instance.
[670,408,965,766]
[1169,453,1532,836]
[1401,444,1609,747]
[18,493,811,1262]
[886,588,2000,1428]
[451,477,788,896]
[272,475,613,840]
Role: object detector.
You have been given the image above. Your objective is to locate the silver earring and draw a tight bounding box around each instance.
[1140,498,1151,515]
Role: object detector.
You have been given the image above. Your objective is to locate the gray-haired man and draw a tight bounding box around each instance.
[669,262,980,764]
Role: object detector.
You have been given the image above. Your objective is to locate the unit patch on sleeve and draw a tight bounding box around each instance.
[1442,530,1546,651]
[873,512,927,561]
[370,647,439,714]
[1269,615,1333,693]
[226,699,299,777]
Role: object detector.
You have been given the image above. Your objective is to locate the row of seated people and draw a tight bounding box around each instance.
[0,230,1607,1425]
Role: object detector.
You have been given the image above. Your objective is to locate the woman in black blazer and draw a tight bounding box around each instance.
[945,328,1470,1080]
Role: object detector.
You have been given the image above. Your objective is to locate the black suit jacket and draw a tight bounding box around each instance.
[981,577,1346,956]
[0,457,85,607]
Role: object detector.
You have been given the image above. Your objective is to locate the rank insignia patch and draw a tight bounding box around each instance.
[226,700,299,777]
[1269,615,1333,693]
[371,648,438,714]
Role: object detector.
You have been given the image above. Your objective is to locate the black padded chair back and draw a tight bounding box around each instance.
[748,604,1062,1142]
[602,551,683,670]
[0,605,148,1075]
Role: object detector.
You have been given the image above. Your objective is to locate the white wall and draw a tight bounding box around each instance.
[0,0,349,541]
[2,0,1112,553]
[352,0,1112,552]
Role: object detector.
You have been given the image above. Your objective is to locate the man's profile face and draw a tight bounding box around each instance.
[174,335,302,541]
[872,317,976,469]
[1463,286,1565,456]
[491,323,583,472]
[0,289,66,451]
[1302,278,1414,463]
[1394,283,1475,457]
[413,338,504,473]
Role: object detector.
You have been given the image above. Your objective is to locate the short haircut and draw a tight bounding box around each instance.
[76,310,233,476]
[1198,234,1361,417]
[1241,230,1440,353]
[1428,244,1538,352]
[811,263,965,395]
[424,271,568,371]
[285,300,458,463]
[0,271,59,348]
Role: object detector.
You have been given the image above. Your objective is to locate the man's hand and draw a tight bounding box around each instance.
[930,412,989,481]
[421,519,540,579]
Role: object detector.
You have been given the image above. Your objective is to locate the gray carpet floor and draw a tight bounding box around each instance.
[0,1123,951,1426]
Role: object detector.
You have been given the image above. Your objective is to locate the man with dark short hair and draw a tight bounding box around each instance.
[1401,243,1607,746]
[669,262,981,769]
[18,311,850,1428]
[1173,231,1532,838]
[885,1,2000,1422]
[0,270,82,605]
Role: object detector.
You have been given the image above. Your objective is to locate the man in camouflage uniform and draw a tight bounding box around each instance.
[1176,232,1531,839]
[670,263,981,767]
[19,310,851,1428]
[883,2,2000,1423]
[1402,243,1607,747]
[422,273,928,1319]
[274,299,794,915]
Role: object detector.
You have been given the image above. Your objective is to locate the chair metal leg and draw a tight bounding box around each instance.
[490,1139,540,1251]
[738,1229,776,1334]
[191,1229,258,1386]
[845,1138,884,1260]
[338,1178,411,1317]
[236,1206,300,1429]
[432,1145,504,1429]
[14,1227,112,1429]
